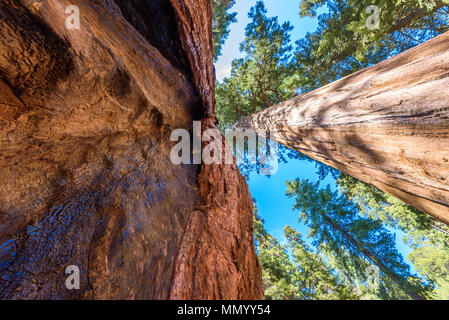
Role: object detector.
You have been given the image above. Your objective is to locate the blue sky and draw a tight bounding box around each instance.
[215,0,417,271]
[215,0,322,82]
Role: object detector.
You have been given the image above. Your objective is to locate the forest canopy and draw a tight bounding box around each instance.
[212,0,237,61]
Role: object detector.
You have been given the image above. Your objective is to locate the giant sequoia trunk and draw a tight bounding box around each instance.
[239,31,449,226]
[0,0,263,299]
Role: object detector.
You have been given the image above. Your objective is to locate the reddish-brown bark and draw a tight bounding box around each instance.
[169,0,216,120]
[169,119,263,300]
[0,0,262,299]
[240,31,449,226]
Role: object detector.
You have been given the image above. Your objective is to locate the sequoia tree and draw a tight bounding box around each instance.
[0,0,262,300]
[217,1,449,225]
[212,0,237,61]
[238,31,449,225]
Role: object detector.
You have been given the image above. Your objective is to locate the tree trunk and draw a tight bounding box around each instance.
[321,215,425,300]
[239,31,449,226]
[0,0,262,300]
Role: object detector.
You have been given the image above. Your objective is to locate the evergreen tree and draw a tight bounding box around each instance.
[212,0,237,61]
[216,1,449,125]
[283,226,358,299]
[216,1,296,128]
[285,179,431,300]
[293,0,449,91]
[409,241,449,300]
[215,1,319,178]
[337,173,449,299]
[254,205,358,300]
[337,174,449,249]
[254,208,299,299]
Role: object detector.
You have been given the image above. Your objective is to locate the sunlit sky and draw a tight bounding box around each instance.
[215,0,322,82]
[215,0,416,271]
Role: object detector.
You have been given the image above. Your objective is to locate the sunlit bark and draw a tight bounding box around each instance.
[239,32,449,225]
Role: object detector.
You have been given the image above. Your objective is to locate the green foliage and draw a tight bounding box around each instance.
[254,206,358,300]
[409,242,449,300]
[285,179,431,300]
[216,1,297,129]
[337,173,449,299]
[215,0,448,177]
[294,0,449,91]
[212,0,237,61]
[293,1,449,300]
[284,226,359,299]
[254,208,300,300]
[215,1,319,178]
[216,1,449,126]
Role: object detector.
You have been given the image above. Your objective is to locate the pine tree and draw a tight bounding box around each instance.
[216,1,449,299]
[409,241,449,300]
[229,1,449,225]
[285,179,431,300]
[216,1,296,128]
[254,204,358,300]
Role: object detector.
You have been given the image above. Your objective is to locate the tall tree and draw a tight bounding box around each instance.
[337,174,449,299]
[215,1,318,178]
[217,1,449,223]
[212,0,237,61]
[216,1,296,128]
[216,0,449,299]
[218,0,449,121]
[254,206,358,300]
[254,211,297,300]
[283,226,359,300]
[286,179,431,300]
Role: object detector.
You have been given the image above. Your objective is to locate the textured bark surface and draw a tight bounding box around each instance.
[240,31,449,226]
[0,0,262,300]
[169,119,263,300]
